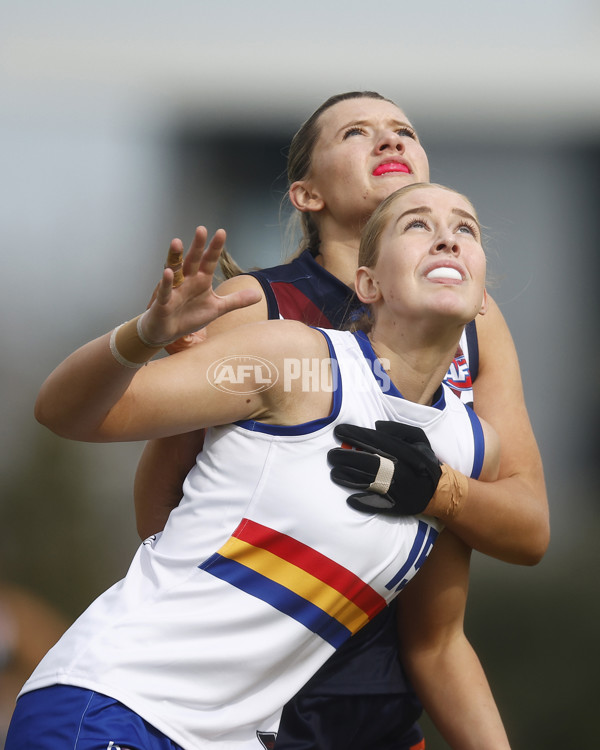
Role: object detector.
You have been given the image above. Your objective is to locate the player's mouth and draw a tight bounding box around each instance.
[372,160,411,177]
[424,263,464,283]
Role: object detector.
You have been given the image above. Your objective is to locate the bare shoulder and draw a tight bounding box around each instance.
[205,274,269,337]
[191,318,329,366]
[214,273,264,294]
[250,319,330,360]
[200,319,333,425]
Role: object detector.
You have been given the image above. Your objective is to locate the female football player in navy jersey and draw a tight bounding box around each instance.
[132,92,548,750]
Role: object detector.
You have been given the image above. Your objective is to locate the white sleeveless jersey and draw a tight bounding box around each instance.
[21,329,485,750]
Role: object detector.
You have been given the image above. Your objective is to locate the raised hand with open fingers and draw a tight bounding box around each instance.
[139,227,261,349]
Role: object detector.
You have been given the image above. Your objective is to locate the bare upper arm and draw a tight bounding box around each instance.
[473,295,545,487]
[132,273,271,538]
[397,529,471,649]
[479,418,501,482]
[100,320,333,440]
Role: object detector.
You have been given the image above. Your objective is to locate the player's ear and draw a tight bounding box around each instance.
[355,266,381,304]
[289,180,325,213]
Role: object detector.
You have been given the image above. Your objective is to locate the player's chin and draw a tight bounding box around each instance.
[427,293,479,323]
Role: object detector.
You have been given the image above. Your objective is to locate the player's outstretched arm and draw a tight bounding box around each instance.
[133,233,270,539]
[34,227,262,442]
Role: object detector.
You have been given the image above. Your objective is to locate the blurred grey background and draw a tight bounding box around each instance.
[1,1,598,746]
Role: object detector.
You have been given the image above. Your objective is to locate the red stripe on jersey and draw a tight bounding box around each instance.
[233,519,385,618]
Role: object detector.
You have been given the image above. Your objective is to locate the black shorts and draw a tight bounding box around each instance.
[274,692,424,750]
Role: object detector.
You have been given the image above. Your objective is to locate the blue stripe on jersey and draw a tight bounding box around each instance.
[234,326,342,435]
[384,520,429,592]
[199,554,352,649]
[353,331,446,409]
[465,404,485,479]
[352,331,402,398]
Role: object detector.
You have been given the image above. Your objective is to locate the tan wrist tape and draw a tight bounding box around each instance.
[164,252,184,287]
[428,463,469,520]
[109,315,162,368]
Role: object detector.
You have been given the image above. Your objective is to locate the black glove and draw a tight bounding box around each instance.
[328,421,442,515]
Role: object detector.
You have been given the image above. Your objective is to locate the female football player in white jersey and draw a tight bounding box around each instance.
[8,184,511,749]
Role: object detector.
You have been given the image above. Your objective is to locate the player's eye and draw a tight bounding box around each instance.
[397,126,417,140]
[456,221,479,238]
[404,217,429,231]
[343,126,366,139]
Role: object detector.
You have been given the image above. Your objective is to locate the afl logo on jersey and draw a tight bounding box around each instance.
[207,355,279,394]
[444,351,472,392]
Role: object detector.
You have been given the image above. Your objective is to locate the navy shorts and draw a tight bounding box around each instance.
[274,692,425,750]
[5,685,183,750]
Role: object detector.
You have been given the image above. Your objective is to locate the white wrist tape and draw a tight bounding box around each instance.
[109,314,162,369]
[109,324,146,369]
